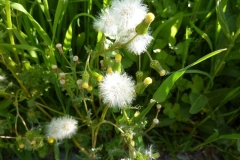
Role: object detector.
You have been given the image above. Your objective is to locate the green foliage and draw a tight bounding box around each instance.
[0,0,240,159]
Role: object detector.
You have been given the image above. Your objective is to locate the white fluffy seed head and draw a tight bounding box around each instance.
[99,72,135,109]
[46,116,78,141]
[118,28,153,55]
[126,32,153,55]
[111,0,148,30]
[93,8,118,37]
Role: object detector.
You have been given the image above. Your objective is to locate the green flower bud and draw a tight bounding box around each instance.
[115,53,122,63]
[82,71,90,89]
[135,13,155,35]
[107,67,113,74]
[150,60,166,76]
[135,82,147,94]
[135,77,152,94]
[92,71,103,82]
[113,54,122,73]
[103,58,111,67]
[136,71,143,83]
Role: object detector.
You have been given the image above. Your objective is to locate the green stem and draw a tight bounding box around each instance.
[92,105,108,149]
[138,55,141,71]
[65,85,74,99]
[145,50,153,61]
[72,137,90,157]
[14,90,29,136]
[35,102,67,116]
[35,103,52,119]
[144,124,155,134]
[212,45,233,79]
[104,120,124,134]
[81,89,92,123]
[2,59,30,97]
[42,0,53,31]
[208,27,240,90]
[5,0,20,65]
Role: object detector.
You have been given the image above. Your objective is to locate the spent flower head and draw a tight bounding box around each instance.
[73,55,79,62]
[99,72,135,108]
[46,115,78,141]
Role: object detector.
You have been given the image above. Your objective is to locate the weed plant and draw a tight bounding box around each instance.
[0,0,240,159]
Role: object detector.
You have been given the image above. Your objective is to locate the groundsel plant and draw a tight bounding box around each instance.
[47,0,163,159]
[2,0,163,159]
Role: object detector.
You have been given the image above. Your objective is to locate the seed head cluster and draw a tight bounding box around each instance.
[93,0,153,55]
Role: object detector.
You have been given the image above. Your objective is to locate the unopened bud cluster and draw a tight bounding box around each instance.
[93,0,155,55]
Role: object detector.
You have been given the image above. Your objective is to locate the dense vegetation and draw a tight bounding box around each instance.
[0,0,240,159]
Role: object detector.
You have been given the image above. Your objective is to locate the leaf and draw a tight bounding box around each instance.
[122,55,133,69]
[0,1,52,44]
[237,138,240,152]
[205,129,219,143]
[52,0,68,44]
[54,144,60,160]
[216,0,231,41]
[184,48,227,70]
[165,55,176,66]
[153,39,168,50]
[219,86,240,106]
[158,118,176,127]
[12,29,39,63]
[77,32,86,50]
[0,99,12,110]
[153,48,227,103]
[63,13,95,52]
[190,21,213,51]
[0,43,43,51]
[205,88,232,106]
[153,70,185,103]
[185,70,214,88]
[189,92,207,114]
[219,134,240,139]
[133,101,156,122]
[153,12,183,38]
[190,74,204,93]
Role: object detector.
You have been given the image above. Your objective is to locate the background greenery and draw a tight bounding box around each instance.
[0,0,240,159]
